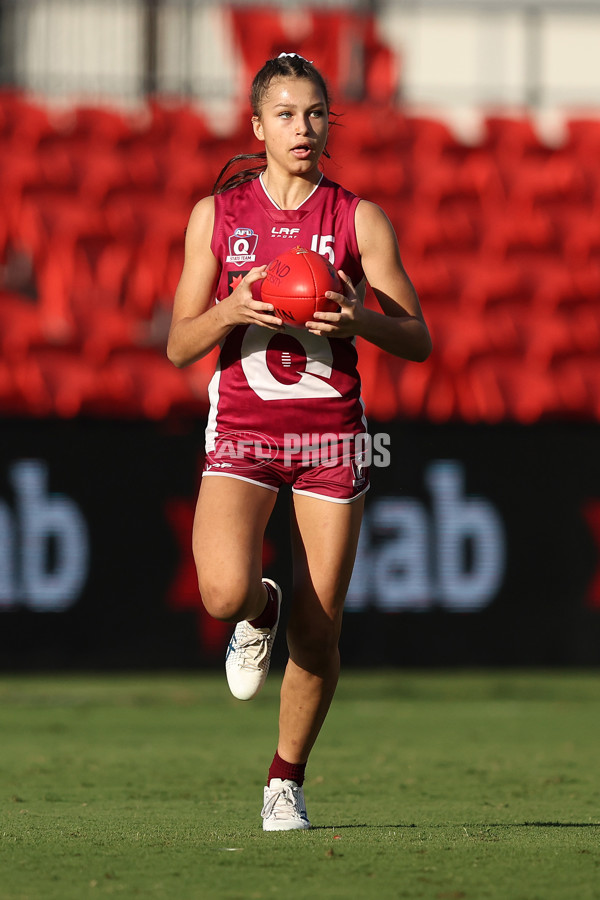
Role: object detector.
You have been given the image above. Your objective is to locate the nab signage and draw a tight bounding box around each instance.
[346,460,506,613]
[0,460,89,611]
[1,419,599,668]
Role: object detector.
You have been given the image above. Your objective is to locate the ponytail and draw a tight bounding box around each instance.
[212,152,267,195]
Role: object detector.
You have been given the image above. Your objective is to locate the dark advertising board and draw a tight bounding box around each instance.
[1,418,599,668]
[341,422,600,666]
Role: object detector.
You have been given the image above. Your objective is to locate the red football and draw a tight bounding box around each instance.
[261,247,341,327]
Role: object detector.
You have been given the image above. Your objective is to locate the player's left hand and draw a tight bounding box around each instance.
[305,270,363,337]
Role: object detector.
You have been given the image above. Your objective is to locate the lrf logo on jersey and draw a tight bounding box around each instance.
[271,226,301,239]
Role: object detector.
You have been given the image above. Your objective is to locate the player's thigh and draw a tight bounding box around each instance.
[289,491,365,626]
[193,475,277,599]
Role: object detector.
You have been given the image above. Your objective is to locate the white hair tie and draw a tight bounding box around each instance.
[278,52,314,63]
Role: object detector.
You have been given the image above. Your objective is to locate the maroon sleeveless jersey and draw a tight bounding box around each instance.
[207,175,366,458]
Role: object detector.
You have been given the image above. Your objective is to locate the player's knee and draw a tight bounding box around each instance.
[288,618,340,672]
[198,573,256,623]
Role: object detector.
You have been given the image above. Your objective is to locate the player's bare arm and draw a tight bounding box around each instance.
[167,197,283,368]
[309,200,432,362]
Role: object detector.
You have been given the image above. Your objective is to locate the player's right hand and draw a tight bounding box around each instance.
[218,266,284,330]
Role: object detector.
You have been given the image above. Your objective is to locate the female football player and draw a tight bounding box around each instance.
[167,52,431,830]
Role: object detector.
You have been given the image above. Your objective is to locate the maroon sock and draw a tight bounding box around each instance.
[268,751,306,787]
[248,582,278,630]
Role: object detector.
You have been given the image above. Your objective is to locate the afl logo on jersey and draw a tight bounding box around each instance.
[226,227,259,266]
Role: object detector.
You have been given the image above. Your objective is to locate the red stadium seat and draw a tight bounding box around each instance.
[561,209,600,267]
[461,360,507,423]
[574,261,600,304]
[408,115,468,165]
[102,348,199,418]
[11,356,54,416]
[65,103,137,149]
[565,304,600,358]
[529,260,582,312]
[0,290,48,361]
[324,151,377,198]
[79,306,143,365]
[396,358,435,419]
[481,207,560,264]
[401,208,480,264]
[434,309,519,372]
[122,202,188,317]
[522,309,578,370]
[70,144,131,206]
[458,259,532,314]
[81,357,139,418]
[405,257,459,311]
[146,100,215,154]
[370,152,412,201]
[0,357,22,414]
[103,190,186,243]
[120,143,164,192]
[0,142,77,214]
[13,192,104,263]
[459,151,506,210]
[412,152,504,215]
[34,240,79,339]
[564,118,600,166]
[411,158,461,208]
[0,210,8,263]
[467,357,559,423]
[0,149,45,230]
[482,114,555,168]
[0,88,22,137]
[423,369,458,422]
[33,348,99,417]
[361,358,401,421]
[327,102,413,156]
[32,211,135,331]
[506,155,592,216]
[184,347,220,407]
[0,94,57,149]
[356,338,398,420]
[73,234,137,312]
[365,45,399,105]
[554,357,600,419]
[161,148,216,205]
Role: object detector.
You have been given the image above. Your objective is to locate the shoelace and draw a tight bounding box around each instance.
[231,625,270,668]
[261,782,302,819]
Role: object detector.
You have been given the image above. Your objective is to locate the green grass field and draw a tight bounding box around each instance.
[1,670,599,900]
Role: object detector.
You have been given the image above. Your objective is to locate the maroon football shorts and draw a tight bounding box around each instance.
[202,431,370,504]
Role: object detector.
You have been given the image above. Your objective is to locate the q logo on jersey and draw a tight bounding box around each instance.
[226,228,259,266]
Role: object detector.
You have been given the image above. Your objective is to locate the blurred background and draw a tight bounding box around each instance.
[1,0,600,670]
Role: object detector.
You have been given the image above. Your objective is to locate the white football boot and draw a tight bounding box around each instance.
[225,579,281,701]
[261,779,311,831]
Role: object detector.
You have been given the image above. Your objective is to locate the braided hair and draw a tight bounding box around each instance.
[212,54,332,194]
